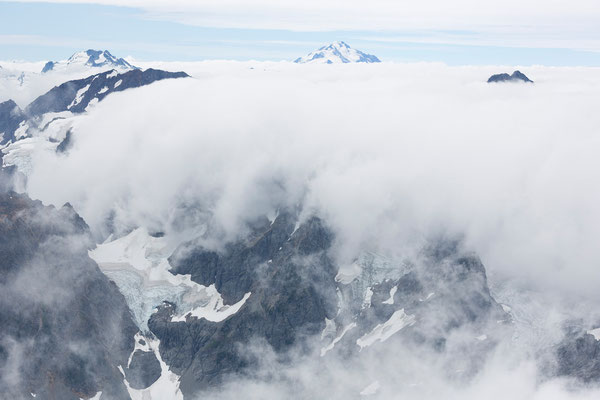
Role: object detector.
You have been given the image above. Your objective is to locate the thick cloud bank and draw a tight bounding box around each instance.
[0,60,596,398]
[24,62,600,301]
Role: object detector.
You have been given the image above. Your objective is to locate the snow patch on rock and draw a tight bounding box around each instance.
[356,309,416,349]
[68,83,90,109]
[120,335,183,400]
[382,286,397,305]
[587,328,600,341]
[360,381,380,396]
[321,322,357,357]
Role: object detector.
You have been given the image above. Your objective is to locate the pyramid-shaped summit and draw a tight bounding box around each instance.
[42,49,138,73]
[294,41,381,64]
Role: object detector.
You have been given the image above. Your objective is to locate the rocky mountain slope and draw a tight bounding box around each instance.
[0,192,142,399]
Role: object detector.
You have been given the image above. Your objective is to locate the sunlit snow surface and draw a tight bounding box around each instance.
[382,286,397,305]
[320,322,357,357]
[356,309,416,349]
[360,380,381,396]
[89,228,249,331]
[587,328,600,341]
[1,137,56,175]
[295,41,380,64]
[319,251,415,354]
[67,83,90,109]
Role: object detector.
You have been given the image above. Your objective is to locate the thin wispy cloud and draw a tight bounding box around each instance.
[5,0,600,37]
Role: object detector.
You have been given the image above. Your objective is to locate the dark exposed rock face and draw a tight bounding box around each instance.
[0,192,138,400]
[487,70,534,83]
[0,99,26,145]
[556,330,600,382]
[146,211,510,396]
[41,61,55,74]
[124,350,162,390]
[149,211,339,396]
[324,238,510,381]
[56,129,73,154]
[26,68,189,116]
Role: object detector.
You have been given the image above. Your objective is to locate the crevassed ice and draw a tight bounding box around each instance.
[1,137,56,175]
[1,113,73,175]
[338,251,409,307]
[89,228,249,331]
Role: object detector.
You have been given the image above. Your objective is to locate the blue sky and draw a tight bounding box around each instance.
[1,1,600,65]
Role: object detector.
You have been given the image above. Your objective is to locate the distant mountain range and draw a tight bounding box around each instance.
[41,49,138,73]
[295,41,381,64]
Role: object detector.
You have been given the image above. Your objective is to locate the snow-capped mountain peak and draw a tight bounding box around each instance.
[294,41,381,64]
[42,49,138,73]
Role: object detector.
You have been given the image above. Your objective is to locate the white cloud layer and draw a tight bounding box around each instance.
[18,61,600,305]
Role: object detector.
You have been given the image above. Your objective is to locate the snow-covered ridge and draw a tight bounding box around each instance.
[294,41,381,64]
[42,49,137,73]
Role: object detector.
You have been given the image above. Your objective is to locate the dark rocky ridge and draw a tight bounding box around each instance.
[488,70,534,83]
[0,191,156,399]
[0,192,597,398]
[150,211,339,395]
[27,68,189,116]
[556,326,600,382]
[0,68,189,148]
[124,350,162,390]
[325,239,511,383]
[0,99,27,146]
[148,211,510,396]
